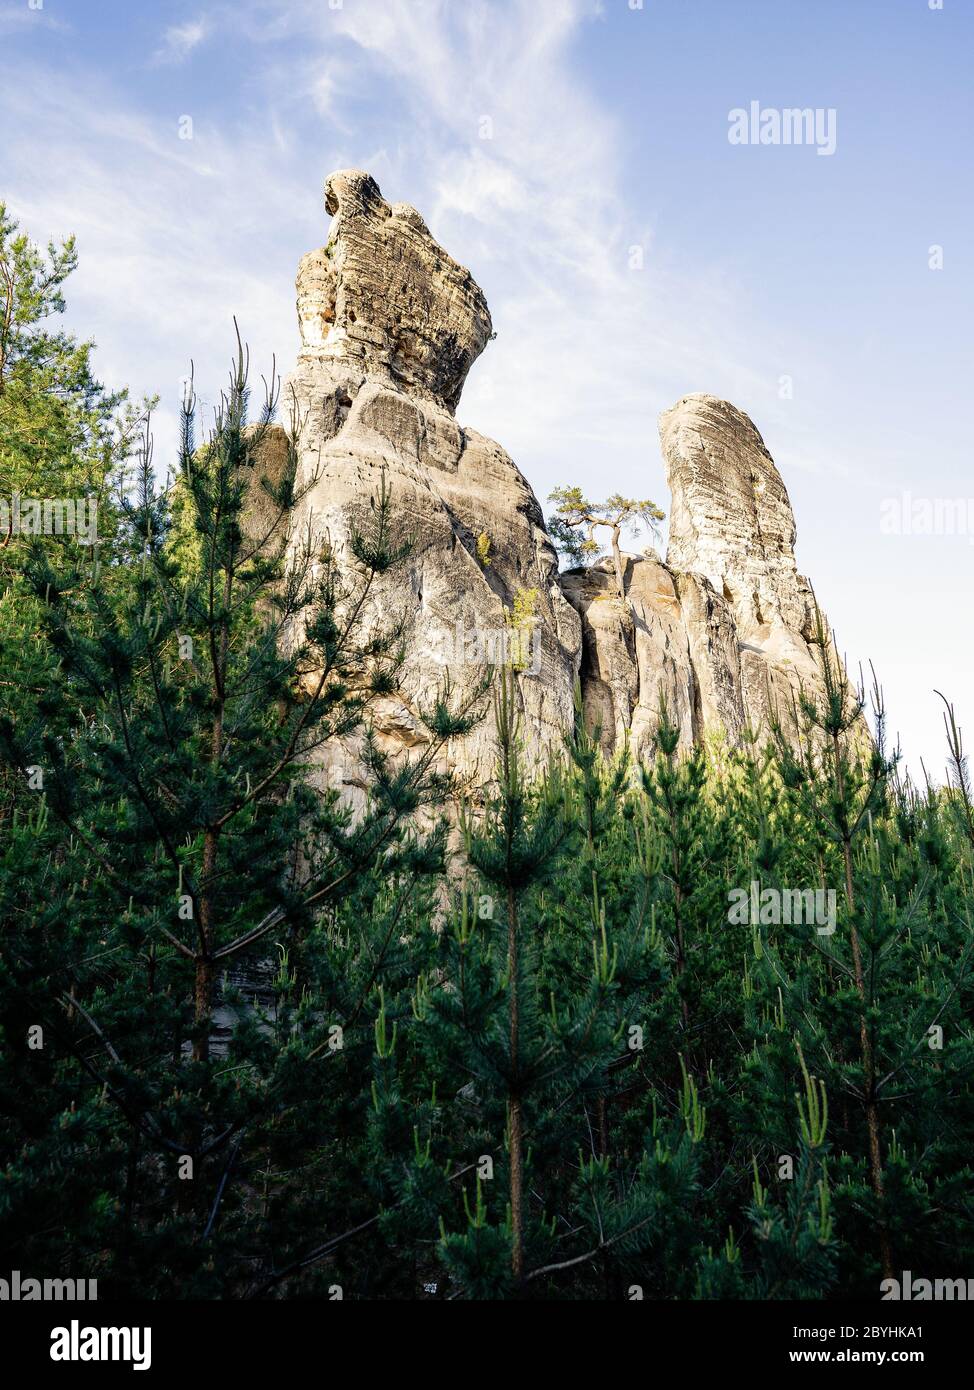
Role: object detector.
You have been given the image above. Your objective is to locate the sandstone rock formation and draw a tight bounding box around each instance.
[264,170,837,787]
[662,394,827,733]
[274,170,581,796]
[559,553,697,756]
[562,394,831,759]
[294,169,491,412]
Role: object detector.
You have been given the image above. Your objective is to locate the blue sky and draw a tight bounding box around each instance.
[1,0,970,775]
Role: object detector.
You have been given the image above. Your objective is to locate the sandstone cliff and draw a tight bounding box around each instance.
[273,170,581,797]
[266,171,836,786]
[562,394,831,760]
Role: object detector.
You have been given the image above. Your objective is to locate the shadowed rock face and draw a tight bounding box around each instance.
[261,171,839,786]
[559,555,696,757]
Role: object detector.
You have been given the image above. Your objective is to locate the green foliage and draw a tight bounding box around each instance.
[547,484,665,577]
[503,585,538,673]
[0,203,143,545]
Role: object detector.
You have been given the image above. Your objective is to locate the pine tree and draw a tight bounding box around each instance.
[547,485,665,600]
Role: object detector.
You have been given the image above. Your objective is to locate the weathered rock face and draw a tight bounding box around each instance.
[277,171,581,796]
[559,554,696,757]
[561,394,832,760]
[268,171,838,787]
[660,393,825,732]
[294,170,492,413]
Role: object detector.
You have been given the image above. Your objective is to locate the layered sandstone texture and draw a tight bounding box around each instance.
[277,170,581,795]
[660,394,826,734]
[561,395,830,760]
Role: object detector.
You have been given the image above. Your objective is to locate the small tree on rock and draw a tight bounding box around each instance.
[547,487,665,601]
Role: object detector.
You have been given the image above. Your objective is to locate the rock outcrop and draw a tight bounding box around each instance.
[562,394,831,759]
[275,170,581,796]
[661,394,826,735]
[265,171,838,787]
[294,169,491,412]
[559,554,697,756]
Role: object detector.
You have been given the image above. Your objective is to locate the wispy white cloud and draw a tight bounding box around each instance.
[0,59,314,468]
[153,15,210,66]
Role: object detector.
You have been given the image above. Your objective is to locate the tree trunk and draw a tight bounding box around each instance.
[610,528,626,603]
[192,827,218,1063]
[192,955,214,1064]
[841,825,894,1280]
[507,885,524,1283]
